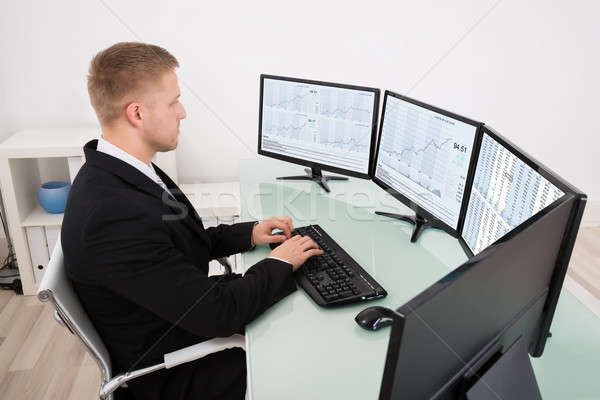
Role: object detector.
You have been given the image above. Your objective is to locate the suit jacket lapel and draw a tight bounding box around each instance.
[83,140,211,247]
[152,163,212,245]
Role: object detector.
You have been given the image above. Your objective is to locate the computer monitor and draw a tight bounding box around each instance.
[372,127,586,399]
[258,74,380,192]
[460,126,565,256]
[372,91,481,242]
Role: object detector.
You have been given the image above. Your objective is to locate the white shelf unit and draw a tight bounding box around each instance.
[0,128,99,295]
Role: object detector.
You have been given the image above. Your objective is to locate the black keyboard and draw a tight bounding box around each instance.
[287,225,387,307]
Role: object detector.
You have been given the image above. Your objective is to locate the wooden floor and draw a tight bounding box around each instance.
[0,228,598,399]
[566,227,600,300]
[0,292,100,399]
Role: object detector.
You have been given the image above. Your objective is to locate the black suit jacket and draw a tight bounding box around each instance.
[62,140,296,399]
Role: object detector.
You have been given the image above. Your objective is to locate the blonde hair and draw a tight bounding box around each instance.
[87,42,179,125]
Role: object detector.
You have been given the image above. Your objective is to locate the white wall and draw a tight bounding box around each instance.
[1,0,598,219]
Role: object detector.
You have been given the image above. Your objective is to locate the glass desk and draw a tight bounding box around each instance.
[240,158,600,399]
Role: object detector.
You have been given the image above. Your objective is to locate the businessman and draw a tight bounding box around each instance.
[62,42,322,400]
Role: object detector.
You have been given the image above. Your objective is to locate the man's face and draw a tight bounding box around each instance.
[140,70,186,152]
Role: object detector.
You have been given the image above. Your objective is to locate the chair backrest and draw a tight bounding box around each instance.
[37,237,113,395]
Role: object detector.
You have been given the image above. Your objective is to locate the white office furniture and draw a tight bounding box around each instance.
[240,158,600,400]
[0,128,96,295]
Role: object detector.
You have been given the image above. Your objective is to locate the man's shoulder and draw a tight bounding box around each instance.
[71,163,146,202]
[65,163,157,225]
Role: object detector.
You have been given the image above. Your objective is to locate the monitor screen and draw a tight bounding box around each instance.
[461,129,565,255]
[373,93,479,230]
[258,75,379,176]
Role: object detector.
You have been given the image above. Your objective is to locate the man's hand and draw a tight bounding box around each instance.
[269,235,324,271]
[251,216,295,246]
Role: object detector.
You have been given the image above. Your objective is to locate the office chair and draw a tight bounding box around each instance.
[37,237,245,400]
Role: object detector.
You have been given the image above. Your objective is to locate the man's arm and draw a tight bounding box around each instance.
[204,222,256,259]
[205,216,295,259]
[82,199,296,338]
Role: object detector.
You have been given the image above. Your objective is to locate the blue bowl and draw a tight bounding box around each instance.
[38,181,71,214]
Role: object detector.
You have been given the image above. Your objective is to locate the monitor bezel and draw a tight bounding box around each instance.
[371,90,483,237]
[258,74,380,179]
[457,125,575,256]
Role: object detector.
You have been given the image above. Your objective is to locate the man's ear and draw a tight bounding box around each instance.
[125,102,143,128]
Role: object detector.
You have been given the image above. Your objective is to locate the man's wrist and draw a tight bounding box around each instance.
[266,256,293,269]
[250,221,259,247]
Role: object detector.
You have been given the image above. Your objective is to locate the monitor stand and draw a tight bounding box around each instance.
[374,211,439,243]
[276,168,348,193]
[462,336,542,400]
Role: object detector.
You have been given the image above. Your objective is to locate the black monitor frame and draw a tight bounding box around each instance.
[257,74,380,180]
[371,90,483,237]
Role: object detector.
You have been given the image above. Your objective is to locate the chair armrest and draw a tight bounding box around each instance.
[216,257,233,275]
[101,334,246,399]
[164,334,246,369]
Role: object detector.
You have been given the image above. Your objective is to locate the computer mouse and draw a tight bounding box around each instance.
[355,306,396,331]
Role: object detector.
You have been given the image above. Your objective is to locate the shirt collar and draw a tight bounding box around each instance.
[97,136,162,186]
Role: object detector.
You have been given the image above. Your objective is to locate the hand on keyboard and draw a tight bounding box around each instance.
[252,216,294,246]
[269,235,324,271]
